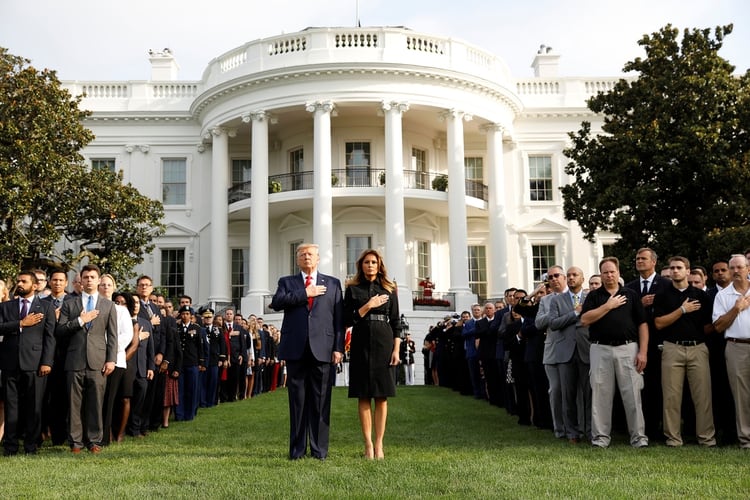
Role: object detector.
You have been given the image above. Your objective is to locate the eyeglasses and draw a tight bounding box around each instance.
[548,273,563,279]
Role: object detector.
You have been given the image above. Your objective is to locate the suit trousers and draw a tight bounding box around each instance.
[576,359,592,440]
[725,341,750,448]
[128,376,149,436]
[67,368,107,448]
[590,343,647,447]
[176,366,200,421]
[544,360,580,439]
[285,345,335,459]
[661,342,715,446]
[2,370,47,454]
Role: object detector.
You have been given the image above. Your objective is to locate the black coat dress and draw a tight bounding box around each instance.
[344,280,401,398]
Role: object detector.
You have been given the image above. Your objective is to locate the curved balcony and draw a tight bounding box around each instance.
[227,169,488,203]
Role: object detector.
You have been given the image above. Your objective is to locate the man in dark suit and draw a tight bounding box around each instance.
[625,247,670,441]
[270,243,344,460]
[475,302,501,406]
[41,269,72,445]
[56,264,118,453]
[0,271,56,455]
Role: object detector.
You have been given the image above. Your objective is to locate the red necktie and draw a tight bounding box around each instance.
[305,274,314,310]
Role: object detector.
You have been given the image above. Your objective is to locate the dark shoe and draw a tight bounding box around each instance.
[568,438,580,444]
[3,449,17,457]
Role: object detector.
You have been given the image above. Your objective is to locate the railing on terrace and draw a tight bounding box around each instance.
[227,169,488,203]
[412,291,455,311]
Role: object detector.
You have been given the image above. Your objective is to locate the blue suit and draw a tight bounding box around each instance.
[271,272,344,459]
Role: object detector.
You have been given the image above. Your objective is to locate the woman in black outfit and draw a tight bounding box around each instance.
[344,249,401,460]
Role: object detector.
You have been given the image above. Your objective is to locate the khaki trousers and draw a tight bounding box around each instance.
[661,342,715,446]
[590,342,647,447]
[725,341,750,448]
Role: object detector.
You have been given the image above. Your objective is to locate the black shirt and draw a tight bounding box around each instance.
[653,285,711,343]
[581,285,646,343]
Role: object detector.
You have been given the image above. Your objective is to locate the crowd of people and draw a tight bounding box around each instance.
[0,265,283,455]
[3,244,750,457]
[422,248,750,449]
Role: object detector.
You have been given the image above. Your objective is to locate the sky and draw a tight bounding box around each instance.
[1,0,748,81]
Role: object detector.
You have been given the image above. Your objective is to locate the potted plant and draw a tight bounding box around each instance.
[331,173,339,186]
[432,174,448,191]
[379,171,386,185]
[268,179,282,193]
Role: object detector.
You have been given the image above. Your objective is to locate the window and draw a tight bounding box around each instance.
[231,249,248,310]
[465,157,484,198]
[346,236,372,277]
[468,245,487,300]
[232,159,251,186]
[532,244,556,286]
[346,142,371,187]
[289,148,305,190]
[91,158,116,172]
[412,148,427,188]
[602,244,616,257]
[162,158,187,205]
[529,155,553,201]
[160,249,185,299]
[289,241,302,274]
[417,240,431,282]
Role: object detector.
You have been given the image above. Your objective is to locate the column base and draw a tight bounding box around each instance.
[241,293,271,317]
[450,289,478,312]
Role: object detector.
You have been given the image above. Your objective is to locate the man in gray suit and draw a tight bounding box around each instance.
[56,264,118,453]
[535,266,567,438]
[548,266,590,442]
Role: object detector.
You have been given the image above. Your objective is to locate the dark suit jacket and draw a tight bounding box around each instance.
[55,294,118,371]
[0,297,56,371]
[626,274,670,345]
[475,315,500,361]
[135,317,155,378]
[270,272,344,362]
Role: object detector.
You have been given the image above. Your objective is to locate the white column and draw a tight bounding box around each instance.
[382,101,412,311]
[484,124,507,298]
[442,109,475,309]
[306,100,335,275]
[242,112,271,312]
[208,126,233,304]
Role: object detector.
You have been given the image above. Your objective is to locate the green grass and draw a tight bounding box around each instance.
[2,386,749,498]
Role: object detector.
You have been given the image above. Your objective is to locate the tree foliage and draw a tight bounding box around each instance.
[0,47,164,282]
[562,25,750,270]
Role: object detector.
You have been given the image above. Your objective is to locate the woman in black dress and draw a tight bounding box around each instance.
[344,249,401,459]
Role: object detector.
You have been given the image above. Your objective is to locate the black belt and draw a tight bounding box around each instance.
[666,340,704,347]
[366,314,389,322]
[727,337,750,345]
[593,339,635,346]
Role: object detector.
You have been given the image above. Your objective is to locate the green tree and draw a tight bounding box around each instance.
[562,25,750,272]
[0,48,164,282]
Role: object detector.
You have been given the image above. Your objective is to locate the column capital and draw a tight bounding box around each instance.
[196,143,206,153]
[480,123,505,134]
[381,100,410,114]
[438,109,473,122]
[241,111,278,124]
[210,126,237,138]
[305,100,336,115]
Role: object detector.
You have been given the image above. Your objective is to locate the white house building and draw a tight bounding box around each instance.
[62,27,619,383]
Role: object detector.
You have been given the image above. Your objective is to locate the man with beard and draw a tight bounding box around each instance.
[0,271,56,455]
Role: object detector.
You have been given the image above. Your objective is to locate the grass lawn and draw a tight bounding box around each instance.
[2,385,748,498]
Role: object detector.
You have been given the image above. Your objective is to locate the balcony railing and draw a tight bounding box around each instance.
[412,291,455,311]
[227,169,488,203]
